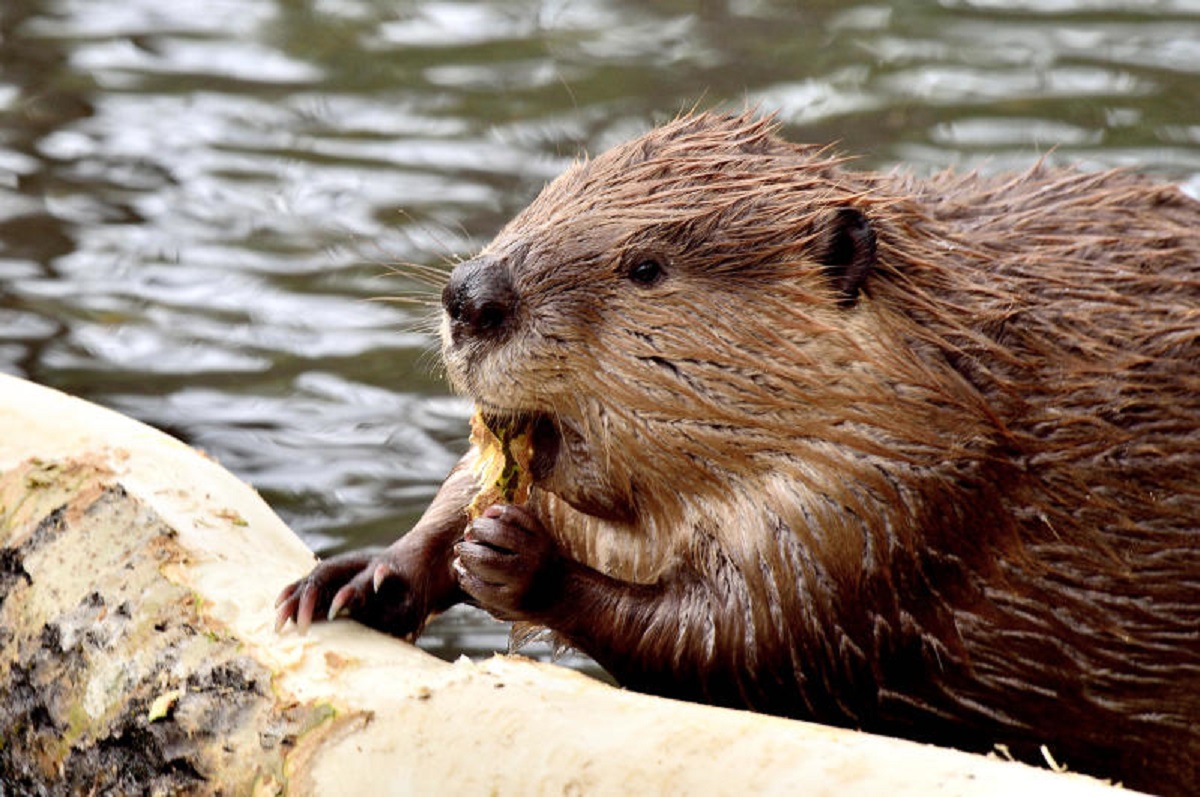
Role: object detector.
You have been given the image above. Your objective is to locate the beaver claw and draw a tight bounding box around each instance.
[453,503,564,621]
[275,547,431,639]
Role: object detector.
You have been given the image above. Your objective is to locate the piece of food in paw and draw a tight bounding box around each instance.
[467,410,534,519]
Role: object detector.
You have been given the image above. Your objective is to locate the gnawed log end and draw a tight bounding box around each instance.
[0,459,330,795]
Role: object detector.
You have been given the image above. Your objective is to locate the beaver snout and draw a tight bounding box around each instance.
[442,256,517,342]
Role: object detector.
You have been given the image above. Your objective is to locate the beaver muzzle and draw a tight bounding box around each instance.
[442,255,517,344]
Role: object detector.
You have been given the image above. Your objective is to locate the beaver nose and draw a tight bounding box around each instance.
[442,256,517,340]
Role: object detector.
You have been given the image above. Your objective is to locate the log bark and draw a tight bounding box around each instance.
[0,373,1135,795]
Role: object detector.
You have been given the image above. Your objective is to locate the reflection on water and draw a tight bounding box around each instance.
[2,0,1198,661]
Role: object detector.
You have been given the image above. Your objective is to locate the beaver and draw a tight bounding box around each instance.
[277,111,1200,795]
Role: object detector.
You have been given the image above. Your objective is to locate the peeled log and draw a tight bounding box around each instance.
[0,373,1136,796]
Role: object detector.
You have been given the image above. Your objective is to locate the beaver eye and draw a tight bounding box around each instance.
[627,258,665,287]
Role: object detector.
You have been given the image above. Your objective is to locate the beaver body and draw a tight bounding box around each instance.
[278,113,1200,795]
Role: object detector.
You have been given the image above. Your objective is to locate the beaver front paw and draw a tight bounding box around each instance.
[275,547,433,639]
[453,504,565,621]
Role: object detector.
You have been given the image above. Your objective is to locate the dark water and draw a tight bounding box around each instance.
[2,0,1199,661]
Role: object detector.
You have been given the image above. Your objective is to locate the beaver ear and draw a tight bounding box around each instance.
[820,207,876,308]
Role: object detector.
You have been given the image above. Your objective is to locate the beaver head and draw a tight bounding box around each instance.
[439,112,997,530]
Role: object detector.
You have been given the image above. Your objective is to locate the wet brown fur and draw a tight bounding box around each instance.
[438,112,1200,794]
